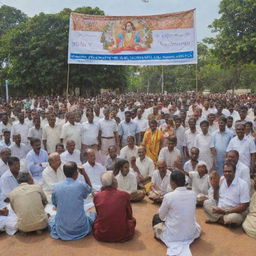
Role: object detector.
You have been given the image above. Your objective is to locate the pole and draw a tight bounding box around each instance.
[195,64,198,93]
[147,79,149,94]
[5,80,9,102]
[66,64,70,98]
[161,66,164,94]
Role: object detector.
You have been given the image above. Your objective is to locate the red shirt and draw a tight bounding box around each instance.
[93,187,136,242]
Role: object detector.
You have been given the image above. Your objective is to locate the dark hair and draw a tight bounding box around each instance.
[191,147,200,154]
[227,116,233,120]
[30,138,41,146]
[17,172,30,184]
[200,120,209,127]
[149,119,158,126]
[63,161,77,178]
[227,150,239,158]
[170,170,185,187]
[124,110,132,115]
[55,143,64,150]
[125,21,135,31]
[219,116,227,123]
[167,136,177,144]
[223,161,236,172]
[8,156,20,166]
[114,159,129,176]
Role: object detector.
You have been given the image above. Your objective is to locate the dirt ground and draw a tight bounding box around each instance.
[0,199,255,256]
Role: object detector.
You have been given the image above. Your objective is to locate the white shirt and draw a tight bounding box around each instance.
[120,145,139,163]
[42,164,66,202]
[11,122,30,145]
[183,129,199,152]
[188,171,210,196]
[81,122,100,145]
[158,147,181,168]
[135,156,155,178]
[0,159,9,177]
[175,126,185,152]
[10,143,29,160]
[133,117,148,132]
[218,176,250,209]
[82,162,106,191]
[28,126,42,140]
[159,187,200,243]
[116,172,137,194]
[235,161,251,190]
[42,124,62,153]
[99,119,118,137]
[60,122,82,150]
[0,122,12,136]
[0,169,18,199]
[227,136,256,167]
[152,170,172,194]
[60,149,81,166]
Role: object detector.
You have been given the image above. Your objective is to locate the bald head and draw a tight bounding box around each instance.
[66,140,75,153]
[48,152,61,170]
[87,149,96,166]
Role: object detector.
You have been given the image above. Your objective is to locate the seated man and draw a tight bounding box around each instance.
[115,159,145,202]
[149,161,172,203]
[178,161,210,206]
[82,149,106,191]
[106,145,120,171]
[119,136,139,164]
[152,171,201,256]
[25,138,48,184]
[158,136,181,170]
[0,157,20,200]
[93,171,136,242]
[0,148,11,177]
[8,172,48,233]
[60,139,82,166]
[49,162,96,241]
[204,162,250,225]
[243,189,256,238]
[42,153,65,202]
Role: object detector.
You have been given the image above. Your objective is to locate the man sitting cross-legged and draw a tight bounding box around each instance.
[152,171,201,256]
[49,161,96,240]
[203,162,250,226]
[93,171,136,242]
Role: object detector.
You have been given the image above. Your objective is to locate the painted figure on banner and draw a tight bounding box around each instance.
[101,20,153,53]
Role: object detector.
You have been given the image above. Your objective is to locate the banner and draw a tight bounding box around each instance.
[68,9,197,65]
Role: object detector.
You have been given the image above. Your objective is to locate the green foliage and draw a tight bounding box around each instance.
[0,5,127,95]
[207,0,256,65]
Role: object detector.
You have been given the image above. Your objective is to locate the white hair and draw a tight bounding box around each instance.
[101,171,114,187]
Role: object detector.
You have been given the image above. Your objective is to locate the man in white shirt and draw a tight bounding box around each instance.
[60,112,82,150]
[99,108,119,155]
[10,134,29,160]
[11,112,30,145]
[116,159,145,202]
[0,130,13,151]
[133,108,148,144]
[226,123,256,169]
[0,148,11,177]
[204,162,250,225]
[158,136,181,170]
[82,149,106,191]
[42,114,62,154]
[152,171,200,256]
[28,115,42,143]
[120,136,139,164]
[225,150,251,191]
[183,117,199,159]
[42,153,65,202]
[149,161,172,203]
[0,157,20,200]
[174,116,185,157]
[0,114,12,139]
[60,140,82,166]
[81,110,100,163]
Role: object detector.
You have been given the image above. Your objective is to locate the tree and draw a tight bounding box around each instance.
[207,0,256,65]
[0,6,128,95]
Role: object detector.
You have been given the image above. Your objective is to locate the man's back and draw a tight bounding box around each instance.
[93,187,136,242]
[159,187,200,242]
[9,183,48,232]
[51,178,92,240]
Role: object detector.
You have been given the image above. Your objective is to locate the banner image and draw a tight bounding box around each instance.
[68,9,197,65]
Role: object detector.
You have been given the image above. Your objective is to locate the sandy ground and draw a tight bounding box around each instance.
[0,199,255,256]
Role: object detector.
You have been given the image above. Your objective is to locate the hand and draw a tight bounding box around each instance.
[78,167,86,176]
[130,156,136,166]
[212,207,225,214]
[0,207,9,216]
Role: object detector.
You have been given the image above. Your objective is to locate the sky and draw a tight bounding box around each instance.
[0,0,221,41]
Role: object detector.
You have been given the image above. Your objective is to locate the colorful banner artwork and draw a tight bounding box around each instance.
[68,9,197,65]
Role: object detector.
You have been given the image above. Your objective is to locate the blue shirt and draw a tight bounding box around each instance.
[25,149,48,177]
[50,178,93,240]
[211,130,234,155]
[118,120,139,146]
